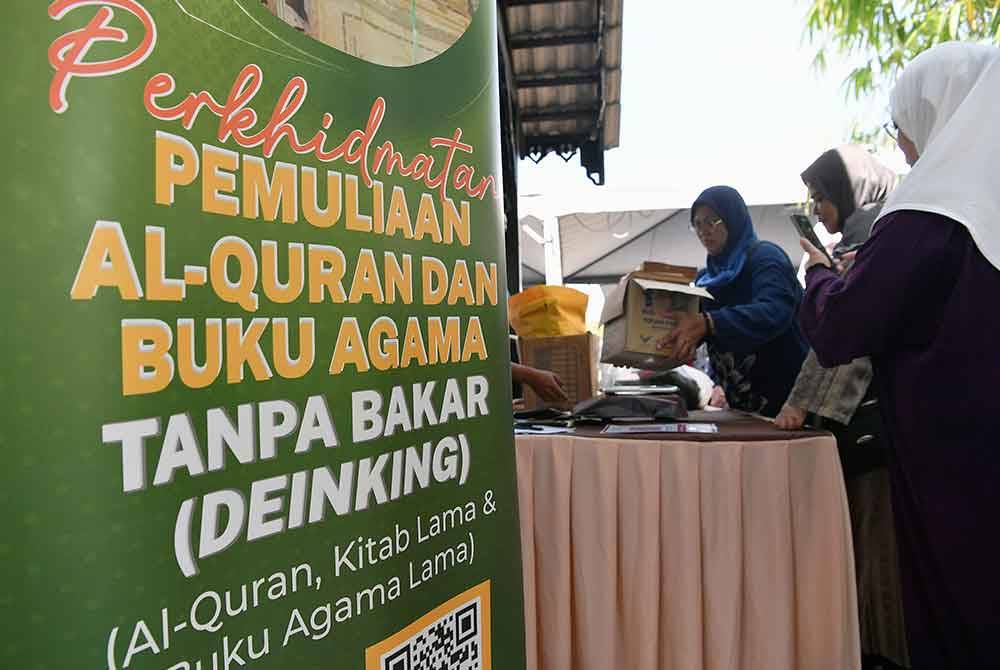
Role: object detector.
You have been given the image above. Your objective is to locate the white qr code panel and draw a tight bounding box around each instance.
[382,601,480,670]
[365,581,491,670]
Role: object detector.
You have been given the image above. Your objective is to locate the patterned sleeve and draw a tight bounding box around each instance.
[786,349,873,424]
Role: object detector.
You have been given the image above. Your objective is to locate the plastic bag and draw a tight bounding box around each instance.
[572,394,688,420]
[508,285,588,338]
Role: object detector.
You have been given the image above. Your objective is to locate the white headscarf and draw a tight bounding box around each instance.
[877,41,1000,270]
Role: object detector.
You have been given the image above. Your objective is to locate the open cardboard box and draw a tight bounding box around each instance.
[518,333,600,410]
[600,264,711,369]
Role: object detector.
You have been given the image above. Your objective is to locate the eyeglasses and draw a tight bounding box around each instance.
[883,120,899,141]
[689,217,723,235]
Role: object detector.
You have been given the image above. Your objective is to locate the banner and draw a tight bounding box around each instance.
[4,2,524,668]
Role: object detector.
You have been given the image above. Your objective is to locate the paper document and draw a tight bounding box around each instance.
[601,423,719,434]
[515,425,572,435]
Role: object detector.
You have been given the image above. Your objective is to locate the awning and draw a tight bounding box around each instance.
[500,0,623,185]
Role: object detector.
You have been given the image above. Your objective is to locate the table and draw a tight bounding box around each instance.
[515,411,860,670]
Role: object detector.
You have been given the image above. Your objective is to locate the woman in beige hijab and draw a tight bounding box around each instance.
[778,145,907,669]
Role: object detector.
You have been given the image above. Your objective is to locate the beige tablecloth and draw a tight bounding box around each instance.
[515,418,860,670]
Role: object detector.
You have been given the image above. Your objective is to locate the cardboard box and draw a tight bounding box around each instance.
[518,333,600,410]
[600,272,711,370]
[636,261,698,283]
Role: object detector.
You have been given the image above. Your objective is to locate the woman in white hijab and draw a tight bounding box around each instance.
[798,42,1000,670]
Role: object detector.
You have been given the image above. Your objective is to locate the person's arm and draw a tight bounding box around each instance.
[707,248,801,354]
[800,212,961,367]
[774,349,824,429]
[512,363,569,403]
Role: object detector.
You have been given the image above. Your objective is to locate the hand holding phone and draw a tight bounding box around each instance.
[789,214,834,266]
[800,238,833,270]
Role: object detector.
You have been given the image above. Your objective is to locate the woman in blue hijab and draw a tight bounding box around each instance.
[662,185,808,416]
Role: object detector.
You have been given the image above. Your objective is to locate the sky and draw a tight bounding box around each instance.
[517,0,910,221]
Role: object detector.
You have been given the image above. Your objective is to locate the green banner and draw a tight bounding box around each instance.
[4,2,524,669]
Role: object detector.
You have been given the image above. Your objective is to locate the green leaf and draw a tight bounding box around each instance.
[812,47,829,72]
[846,0,860,36]
[844,63,875,98]
[949,2,963,39]
[803,0,1000,107]
[966,0,978,31]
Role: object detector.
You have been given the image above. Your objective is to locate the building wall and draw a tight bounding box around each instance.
[263,0,478,66]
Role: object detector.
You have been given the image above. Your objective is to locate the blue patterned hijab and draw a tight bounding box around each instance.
[692,186,758,290]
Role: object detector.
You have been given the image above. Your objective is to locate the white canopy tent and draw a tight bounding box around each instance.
[520,203,815,288]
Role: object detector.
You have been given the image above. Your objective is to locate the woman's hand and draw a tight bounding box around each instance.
[512,363,569,403]
[774,404,808,430]
[708,385,728,408]
[800,238,832,270]
[657,311,707,364]
[834,250,858,275]
[525,368,569,403]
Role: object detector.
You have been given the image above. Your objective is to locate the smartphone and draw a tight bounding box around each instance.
[789,214,834,266]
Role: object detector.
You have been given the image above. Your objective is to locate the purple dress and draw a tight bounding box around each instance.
[800,210,1000,669]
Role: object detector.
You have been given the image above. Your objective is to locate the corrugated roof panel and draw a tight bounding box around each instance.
[506,1,598,33]
[602,0,623,148]
[503,0,624,173]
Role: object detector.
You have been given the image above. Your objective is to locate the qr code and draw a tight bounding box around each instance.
[366,581,490,670]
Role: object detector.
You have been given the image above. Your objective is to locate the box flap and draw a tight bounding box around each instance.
[637,261,698,283]
[600,275,630,323]
[632,277,712,298]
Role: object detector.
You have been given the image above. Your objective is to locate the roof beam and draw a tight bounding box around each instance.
[520,105,599,122]
[509,29,599,49]
[516,70,601,88]
[504,0,585,6]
